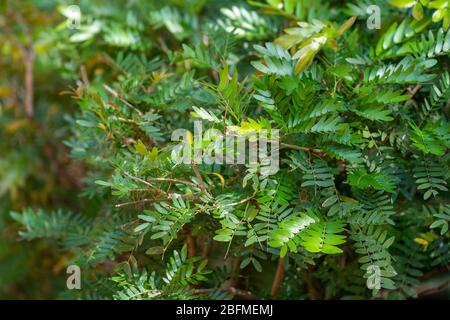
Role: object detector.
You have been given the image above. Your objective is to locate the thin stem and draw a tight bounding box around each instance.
[103,84,143,116]
[271,257,285,298]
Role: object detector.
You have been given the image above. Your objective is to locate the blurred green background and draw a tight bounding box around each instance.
[0,0,98,298]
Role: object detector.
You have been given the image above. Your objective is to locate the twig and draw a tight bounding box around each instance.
[117,172,202,206]
[414,280,450,297]
[23,47,35,118]
[191,160,207,193]
[280,142,326,157]
[115,193,198,208]
[122,171,154,188]
[201,236,211,259]
[304,270,321,300]
[228,287,259,299]
[80,64,90,87]
[146,177,197,187]
[103,84,143,116]
[115,198,157,208]
[157,35,169,53]
[375,271,450,299]
[185,232,196,258]
[7,8,35,117]
[406,84,422,96]
[211,69,219,82]
[225,133,326,157]
[222,196,253,207]
[271,257,285,298]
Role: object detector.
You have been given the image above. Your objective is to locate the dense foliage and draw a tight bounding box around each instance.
[1,0,449,300]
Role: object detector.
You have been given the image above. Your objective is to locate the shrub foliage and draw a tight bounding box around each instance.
[1,0,449,299]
